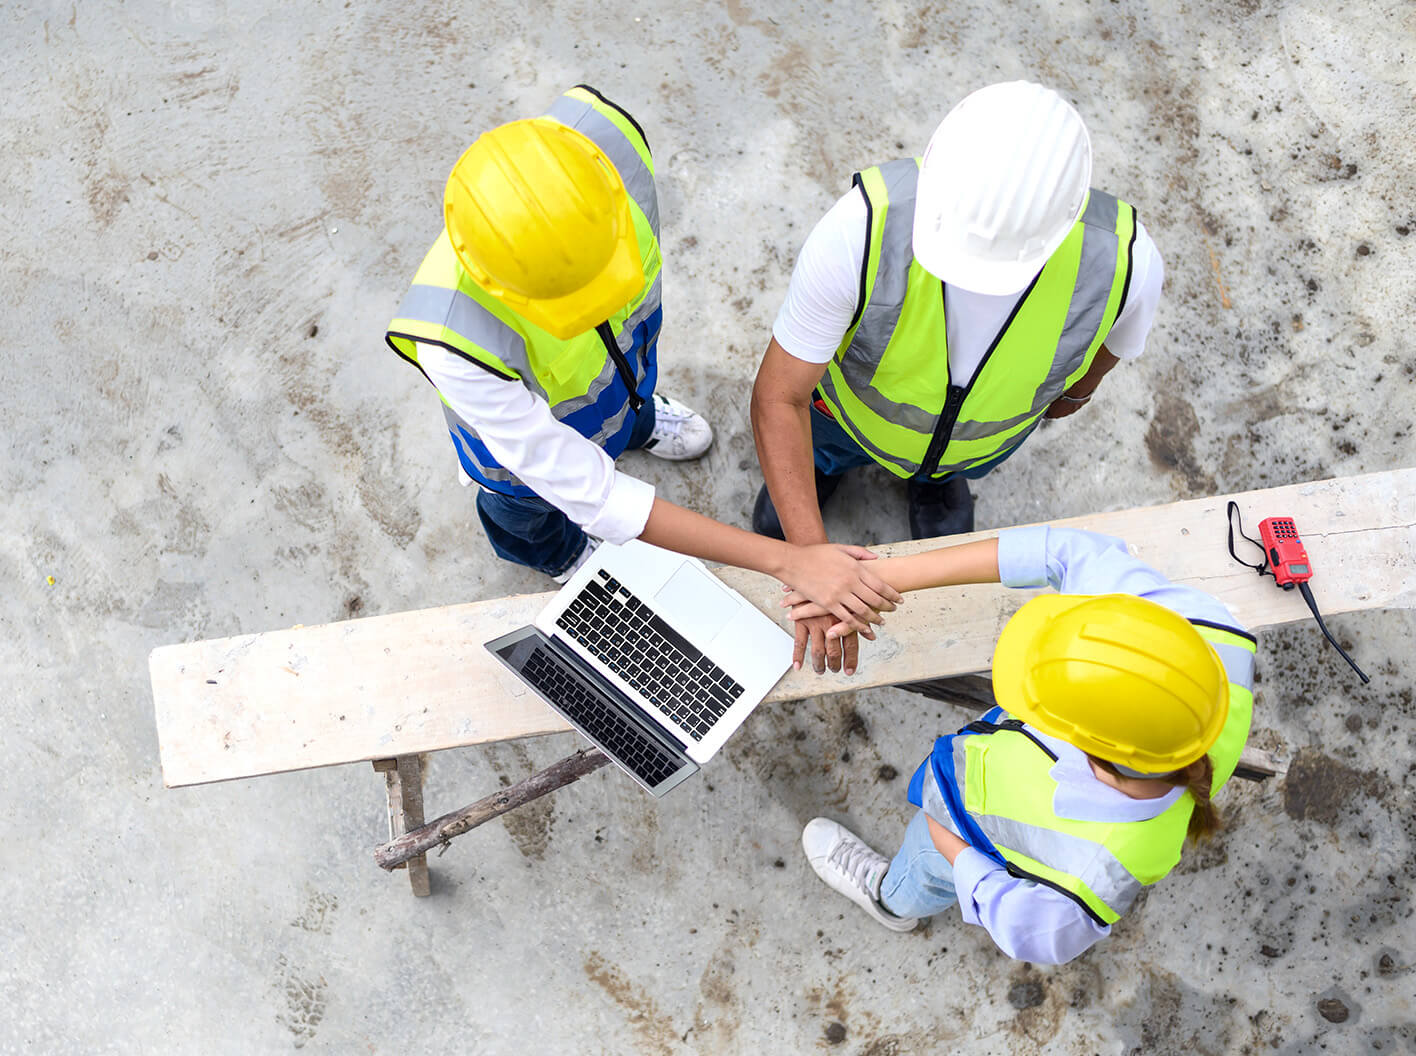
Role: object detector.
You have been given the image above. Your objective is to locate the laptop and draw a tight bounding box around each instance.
[486,539,794,796]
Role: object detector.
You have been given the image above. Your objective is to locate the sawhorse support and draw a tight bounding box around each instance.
[373,755,430,896]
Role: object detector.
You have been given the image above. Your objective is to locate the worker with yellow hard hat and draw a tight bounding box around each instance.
[750,80,1167,677]
[387,86,902,633]
[789,525,1255,963]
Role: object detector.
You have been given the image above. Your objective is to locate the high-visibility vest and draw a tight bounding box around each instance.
[817,159,1137,480]
[385,86,664,496]
[908,621,1257,926]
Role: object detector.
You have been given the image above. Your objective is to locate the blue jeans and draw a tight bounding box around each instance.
[878,810,959,919]
[475,400,657,577]
[809,403,1027,482]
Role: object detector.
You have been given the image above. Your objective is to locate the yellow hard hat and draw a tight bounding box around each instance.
[991,594,1228,773]
[443,117,642,339]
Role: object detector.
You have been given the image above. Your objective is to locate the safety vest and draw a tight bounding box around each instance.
[385,86,664,495]
[908,621,1257,926]
[817,159,1137,480]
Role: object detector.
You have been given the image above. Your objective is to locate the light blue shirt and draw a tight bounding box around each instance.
[943,525,1248,965]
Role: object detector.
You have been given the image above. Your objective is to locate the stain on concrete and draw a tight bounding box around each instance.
[272,479,333,534]
[272,953,327,1049]
[1171,832,1228,876]
[135,578,208,633]
[153,472,212,557]
[1145,391,1216,496]
[1056,958,1106,1012]
[1004,962,1072,1047]
[893,2,962,51]
[629,808,661,876]
[1008,977,1046,1010]
[1282,748,1388,826]
[1114,966,1237,1054]
[493,743,556,861]
[582,952,677,1056]
[1315,994,1351,1023]
[688,941,738,1050]
[859,1037,908,1056]
[289,891,338,935]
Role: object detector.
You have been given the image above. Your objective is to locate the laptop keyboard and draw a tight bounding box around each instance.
[522,646,682,788]
[555,569,745,741]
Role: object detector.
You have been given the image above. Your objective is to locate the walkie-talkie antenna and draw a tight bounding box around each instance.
[1297,581,1369,684]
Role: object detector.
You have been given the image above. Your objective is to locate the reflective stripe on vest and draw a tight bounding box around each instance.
[817,159,1136,480]
[912,619,1257,926]
[384,86,663,494]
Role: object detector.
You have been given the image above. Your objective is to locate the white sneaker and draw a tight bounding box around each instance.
[641,392,713,461]
[801,818,919,932]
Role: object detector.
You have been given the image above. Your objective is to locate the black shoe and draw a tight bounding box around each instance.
[752,469,844,540]
[907,475,975,540]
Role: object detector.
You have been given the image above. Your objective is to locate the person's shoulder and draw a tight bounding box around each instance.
[814,184,869,238]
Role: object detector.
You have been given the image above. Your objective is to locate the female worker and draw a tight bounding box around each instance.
[789,525,1256,964]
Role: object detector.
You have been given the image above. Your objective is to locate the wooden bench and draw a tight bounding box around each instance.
[151,469,1416,893]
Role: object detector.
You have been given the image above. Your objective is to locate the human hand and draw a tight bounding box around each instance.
[776,543,903,635]
[783,597,859,643]
[792,612,867,675]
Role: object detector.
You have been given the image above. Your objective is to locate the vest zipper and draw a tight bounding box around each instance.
[596,322,644,414]
[919,274,1042,478]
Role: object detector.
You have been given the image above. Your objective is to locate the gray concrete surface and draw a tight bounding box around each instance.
[4,0,1415,1052]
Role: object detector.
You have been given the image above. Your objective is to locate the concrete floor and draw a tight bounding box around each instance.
[4,0,1415,1052]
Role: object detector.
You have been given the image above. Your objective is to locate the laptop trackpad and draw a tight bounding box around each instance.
[654,564,739,643]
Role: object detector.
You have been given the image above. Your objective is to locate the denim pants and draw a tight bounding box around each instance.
[474,400,657,578]
[809,402,1027,482]
[878,809,960,919]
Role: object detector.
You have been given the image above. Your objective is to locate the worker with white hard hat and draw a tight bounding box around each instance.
[751,81,1165,675]
[386,86,902,630]
[788,525,1256,964]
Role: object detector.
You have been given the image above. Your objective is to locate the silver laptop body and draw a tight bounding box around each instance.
[486,539,793,795]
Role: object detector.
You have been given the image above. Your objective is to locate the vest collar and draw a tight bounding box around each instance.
[1038,732,1186,823]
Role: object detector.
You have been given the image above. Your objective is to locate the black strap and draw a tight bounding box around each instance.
[1002,860,1113,927]
[960,718,1058,762]
[1226,501,1273,580]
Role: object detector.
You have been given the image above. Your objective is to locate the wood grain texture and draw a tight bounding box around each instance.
[152,469,1416,787]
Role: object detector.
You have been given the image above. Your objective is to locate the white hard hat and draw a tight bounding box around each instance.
[913,81,1092,295]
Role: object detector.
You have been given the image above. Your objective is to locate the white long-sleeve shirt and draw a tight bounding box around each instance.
[772,186,1164,377]
[417,342,656,544]
[938,525,1247,965]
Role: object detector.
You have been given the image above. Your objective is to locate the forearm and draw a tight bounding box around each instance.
[638,497,792,579]
[926,813,969,863]
[865,539,1001,594]
[750,392,828,544]
[1063,346,1119,399]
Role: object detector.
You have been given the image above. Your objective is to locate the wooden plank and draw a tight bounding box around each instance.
[152,469,1416,787]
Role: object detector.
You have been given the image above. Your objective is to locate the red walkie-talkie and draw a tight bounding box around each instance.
[1227,504,1369,684]
[1258,517,1313,589]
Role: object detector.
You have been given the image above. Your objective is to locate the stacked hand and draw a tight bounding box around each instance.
[775,544,902,675]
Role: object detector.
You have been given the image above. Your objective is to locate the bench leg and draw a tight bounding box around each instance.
[374,747,610,871]
[374,756,431,896]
